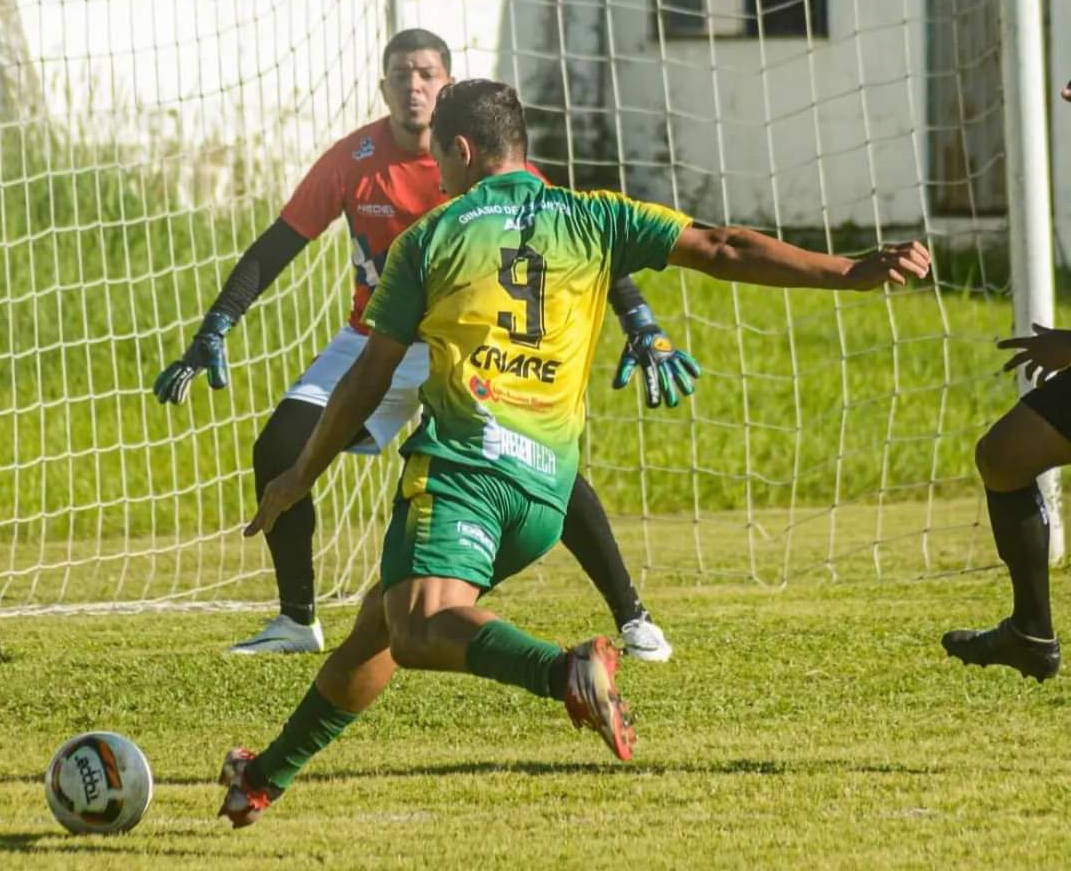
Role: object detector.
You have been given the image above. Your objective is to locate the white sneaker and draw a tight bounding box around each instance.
[620,618,673,662]
[228,614,325,655]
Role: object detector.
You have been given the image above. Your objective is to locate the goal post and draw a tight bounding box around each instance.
[999,0,1063,562]
[0,0,1065,614]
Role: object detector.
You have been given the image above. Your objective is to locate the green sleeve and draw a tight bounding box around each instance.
[360,228,426,345]
[600,192,691,279]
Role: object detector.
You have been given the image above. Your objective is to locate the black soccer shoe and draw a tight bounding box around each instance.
[941,617,1060,683]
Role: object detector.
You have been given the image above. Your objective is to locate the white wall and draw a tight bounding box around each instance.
[400,0,1071,259]
[8,0,1070,259]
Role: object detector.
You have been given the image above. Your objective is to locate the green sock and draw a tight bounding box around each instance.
[252,684,357,791]
[465,619,566,699]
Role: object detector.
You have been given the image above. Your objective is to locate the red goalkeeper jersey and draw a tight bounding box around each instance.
[280,117,446,334]
[280,117,548,334]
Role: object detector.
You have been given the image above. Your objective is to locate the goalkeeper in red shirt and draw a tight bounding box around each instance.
[153,28,697,660]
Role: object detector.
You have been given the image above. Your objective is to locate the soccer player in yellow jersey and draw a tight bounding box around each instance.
[217,79,931,827]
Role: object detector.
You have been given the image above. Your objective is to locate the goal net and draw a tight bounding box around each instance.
[0,0,1042,613]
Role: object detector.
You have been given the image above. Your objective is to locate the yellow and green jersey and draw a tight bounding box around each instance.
[363,170,690,511]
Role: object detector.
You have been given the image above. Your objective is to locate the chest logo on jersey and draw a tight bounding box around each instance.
[469,345,561,384]
[356,203,396,218]
[468,376,552,411]
[352,137,374,161]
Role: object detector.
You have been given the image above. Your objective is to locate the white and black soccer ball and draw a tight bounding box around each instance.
[44,731,153,834]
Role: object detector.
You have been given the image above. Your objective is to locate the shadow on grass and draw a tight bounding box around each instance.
[0,757,942,794]
[304,758,945,779]
[0,832,197,858]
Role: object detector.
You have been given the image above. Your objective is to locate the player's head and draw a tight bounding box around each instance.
[430,79,528,197]
[380,29,453,135]
[1063,79,1071,102]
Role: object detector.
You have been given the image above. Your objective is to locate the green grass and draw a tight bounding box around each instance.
[2,555,1071,869]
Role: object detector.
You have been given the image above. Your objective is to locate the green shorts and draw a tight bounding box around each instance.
[380,453,565,592]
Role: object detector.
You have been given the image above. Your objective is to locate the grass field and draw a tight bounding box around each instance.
[5,120,1071,869]
[3,543,1071,869]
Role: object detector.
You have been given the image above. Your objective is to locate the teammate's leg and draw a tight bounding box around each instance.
[943,387,1071,681]
[561,474,672,661]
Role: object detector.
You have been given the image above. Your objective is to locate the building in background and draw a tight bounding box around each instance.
[3,0,1069,256]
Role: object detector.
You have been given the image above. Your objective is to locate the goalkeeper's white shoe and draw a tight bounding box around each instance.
[620,617,673,662]
[228,614,325,655]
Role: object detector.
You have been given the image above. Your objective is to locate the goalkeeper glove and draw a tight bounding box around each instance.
[613,304,700,408]
[153,311,234,404]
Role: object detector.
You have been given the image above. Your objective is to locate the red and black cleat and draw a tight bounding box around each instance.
[217,747,276,828]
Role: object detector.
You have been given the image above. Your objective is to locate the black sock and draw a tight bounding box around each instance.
[254,399,323,626]
[986,484,1053,638]
[560,474,647,630]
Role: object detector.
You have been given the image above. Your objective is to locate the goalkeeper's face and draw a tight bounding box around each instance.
[381,50,453,135]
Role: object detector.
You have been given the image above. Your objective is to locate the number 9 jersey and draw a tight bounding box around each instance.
[363,170,691,511]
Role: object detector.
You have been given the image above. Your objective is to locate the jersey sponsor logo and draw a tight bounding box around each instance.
[469,344,561,384]
[355,203,396,218]
[481,419,557,477]
[468,375,551,411]
[456,521,495,560]
[457,200,571,227]
[352,137,375,161]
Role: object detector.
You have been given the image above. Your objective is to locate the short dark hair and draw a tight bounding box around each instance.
[381,29,451,75]
[431,80,527,163]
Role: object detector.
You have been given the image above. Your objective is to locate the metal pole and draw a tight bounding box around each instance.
[1000,0,1064,561]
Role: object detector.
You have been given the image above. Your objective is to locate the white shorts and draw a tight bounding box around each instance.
[284,326,429,455]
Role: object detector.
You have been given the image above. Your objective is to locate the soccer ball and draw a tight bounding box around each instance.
[44,732,153,834]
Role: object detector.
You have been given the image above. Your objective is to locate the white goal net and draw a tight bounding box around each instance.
[0,0,1058,613]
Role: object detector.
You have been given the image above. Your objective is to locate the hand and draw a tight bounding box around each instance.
[152,311,234,404]
[842,241,931,290]
[997,323,1071,383]
[244,467,313,537]
[613,304,701,408]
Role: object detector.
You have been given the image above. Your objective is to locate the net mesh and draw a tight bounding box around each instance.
[0,0,1029,613]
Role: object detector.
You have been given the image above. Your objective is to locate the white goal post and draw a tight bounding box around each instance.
[0,0,1066,614]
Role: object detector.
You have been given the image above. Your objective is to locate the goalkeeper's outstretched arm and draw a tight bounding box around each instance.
[152,218,308,404]
[667,225,930,291]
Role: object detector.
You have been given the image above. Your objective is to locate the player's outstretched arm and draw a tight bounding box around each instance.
[667,226,930,291]
[152,218,309,404]
[998,323,1071,382]
[609,276,700,408]
[244,331,408,537]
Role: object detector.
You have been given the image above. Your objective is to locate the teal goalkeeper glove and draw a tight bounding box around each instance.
[152,311,234,404]
[613,304,701,408]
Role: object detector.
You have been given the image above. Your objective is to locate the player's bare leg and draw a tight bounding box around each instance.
[943,401,1071,682]
[383,576,635,760]
[219,584,395,827]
